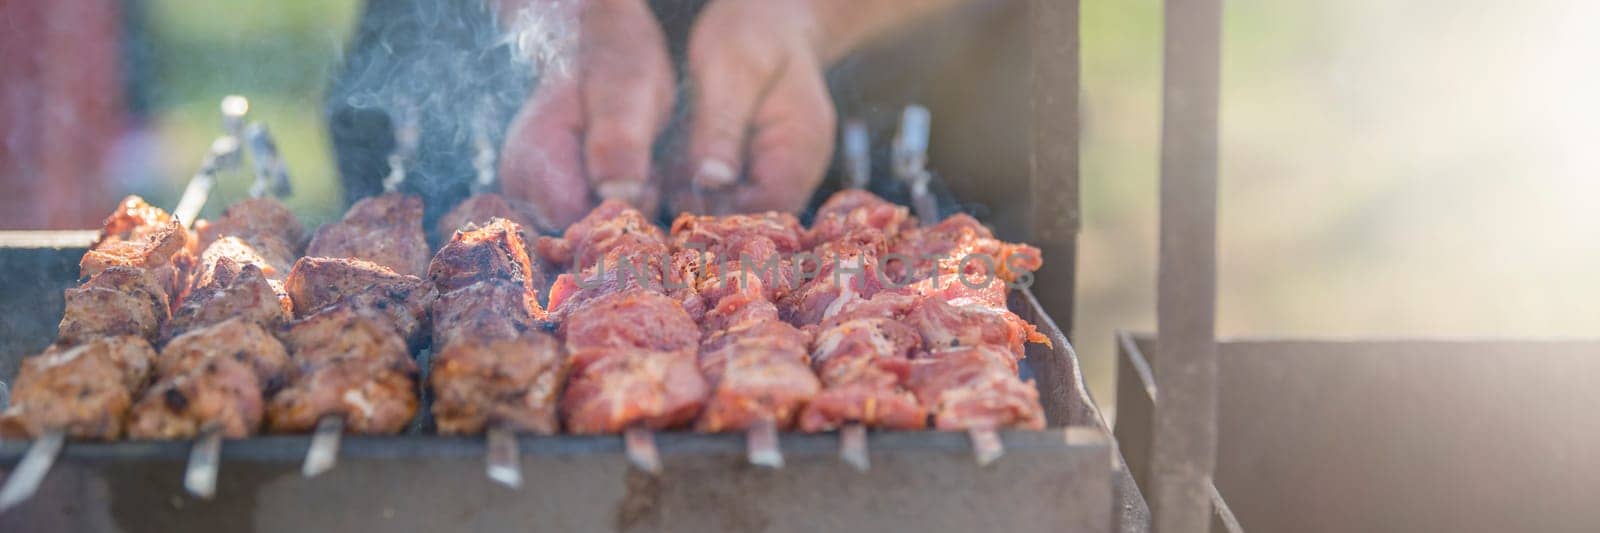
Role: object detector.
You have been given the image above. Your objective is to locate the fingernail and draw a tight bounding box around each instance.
[694,159,737,189]
[597,181,645,204]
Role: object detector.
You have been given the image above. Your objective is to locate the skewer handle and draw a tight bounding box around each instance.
[746,421,784,469]
[969,428,1005,466]
[840,424,870,472]
[623,428,662,475]
[245,122,293,199]
[302,417,343,478]
[0,430,65,513]
[485,427,522,489]
[184,428,223,499]
[843,119,871,190]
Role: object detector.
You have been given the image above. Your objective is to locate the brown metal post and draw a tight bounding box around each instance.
[1151,0,1223,530]
[1029,0,1081,338]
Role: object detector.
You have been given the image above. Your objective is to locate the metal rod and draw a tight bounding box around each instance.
[745,421,783,469]
[842,119,871,190]
[245,122,293,199]
[302,417,343,478]
[174,96,250,228]
[839,424,869,471]
[623,428,661,474]
[969,428,1005,466]
[184,427,223,499]
[0,430,65,513]
[485,426,522,489]
[1150,0,1224,528]
[893,106,938,225]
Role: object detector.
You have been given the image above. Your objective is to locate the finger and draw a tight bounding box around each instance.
[736,57,836,213]
[579,0,673,206]
[500,78,590,230]
[684,27,769,190]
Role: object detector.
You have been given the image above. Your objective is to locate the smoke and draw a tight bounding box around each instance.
[499,0,580,81]
[325,0,578,230]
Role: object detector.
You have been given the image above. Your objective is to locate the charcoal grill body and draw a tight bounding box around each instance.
[0,224,1140,533]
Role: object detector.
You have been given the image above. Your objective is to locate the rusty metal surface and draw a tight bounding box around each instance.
[0,235,85,381]
[1151,0,1224,529]
[1027,0,1080,337]
[0,431,1112,533]
[1118,332,1600,532]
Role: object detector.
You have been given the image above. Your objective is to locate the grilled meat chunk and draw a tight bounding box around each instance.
[156,318,294,392]
[431,280,539,351]
[670,211,804,259]
[429,217,544,297]
[561,347,706,434]
[889,212,1042,285]
[430,333,566,435]
[196,197,305,252]
[905,297,1048,359]
[0,336,156,439]
[58,266,171,345]
[806,190,915,247]
[305,192,430,276]
[908,346,1045,430]
[695,343,818,432]
[129,356,264,439]
[436,193,542,241]
[278,307,419,374]
[266,360,418,434]
[560,289,699,354]
[166,261,290,339]
[81,197,195,298]
[779,230,889,326]
[284,256,438,344]
[196,234,296,283]
[533,199,664,272]
[268,308,419,434]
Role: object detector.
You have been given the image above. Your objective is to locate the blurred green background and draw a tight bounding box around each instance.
[130,0,1600,414]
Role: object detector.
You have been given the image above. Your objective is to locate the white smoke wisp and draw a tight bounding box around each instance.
[499,0,581,81]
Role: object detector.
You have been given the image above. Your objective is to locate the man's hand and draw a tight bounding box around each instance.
[675,0,837,215]
[677,0,965,215]
[500,0,674,230]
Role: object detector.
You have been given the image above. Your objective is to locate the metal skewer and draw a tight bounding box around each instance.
[0,430,64,513]
[485,426,522,489]
[969,428,1005,466]
[302,417,343,478]
[893,105,939,225]
[245,122,293,199]
[623,427,661,474]
[746,421,783,469]
[184,425,224,498]
[842,119,871,190]
[839,424,870,471]
[174,95,250,228]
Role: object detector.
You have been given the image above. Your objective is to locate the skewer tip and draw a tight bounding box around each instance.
[840,424,870,472]
[0,430,65,514]
[302,417,343,478]
[184,428,224,499]
[485,427,522,489]
[623,428,662,475]
[746,422,784,469]
[969,428,1005,466]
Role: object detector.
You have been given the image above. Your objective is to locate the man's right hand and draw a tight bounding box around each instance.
[499,0,675,230]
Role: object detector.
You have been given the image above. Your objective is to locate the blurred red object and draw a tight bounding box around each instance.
[0,0,126,229]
